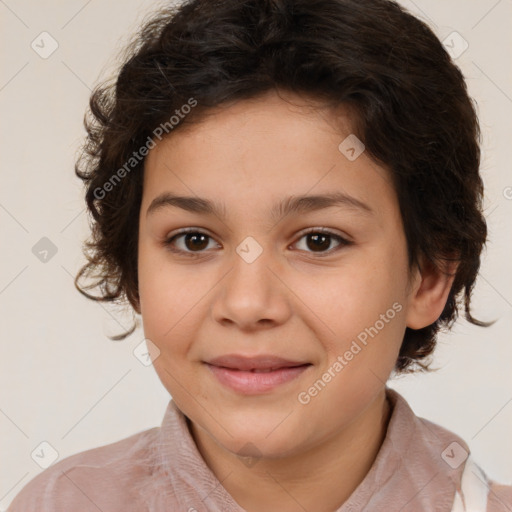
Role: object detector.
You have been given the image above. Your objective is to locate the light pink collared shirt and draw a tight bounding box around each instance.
[8,388,512,511]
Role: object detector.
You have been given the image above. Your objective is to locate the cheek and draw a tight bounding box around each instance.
[138,246,187,347]
[138,243,218,372]
[318,268,405,335]
[138,240,189,317]
[310,245,409,369]
[138,249,205,399]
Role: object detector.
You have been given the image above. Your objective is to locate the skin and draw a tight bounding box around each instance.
[137,89,456,511]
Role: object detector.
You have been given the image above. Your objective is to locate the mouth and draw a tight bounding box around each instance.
[204,354,312,394]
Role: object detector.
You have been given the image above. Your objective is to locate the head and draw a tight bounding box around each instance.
[75,0,491,456]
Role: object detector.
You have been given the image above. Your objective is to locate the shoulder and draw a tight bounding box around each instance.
[410,404,512,511]
[487,482,512,511]
[7,426,159,512]
[385,389,512,511]
[452,456,512,512]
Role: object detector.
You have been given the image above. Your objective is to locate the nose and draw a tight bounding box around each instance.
[210,240,292,331]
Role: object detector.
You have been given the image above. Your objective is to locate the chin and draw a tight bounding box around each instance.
[210,415,307,460]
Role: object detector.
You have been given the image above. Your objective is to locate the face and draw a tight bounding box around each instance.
[137,90,420,459]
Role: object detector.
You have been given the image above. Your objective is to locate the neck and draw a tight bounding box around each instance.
[189,389,392,512]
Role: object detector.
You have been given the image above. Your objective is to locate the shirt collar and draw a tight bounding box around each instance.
[151,387,468,511]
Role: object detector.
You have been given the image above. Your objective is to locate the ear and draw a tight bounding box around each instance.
[405,255,459,330]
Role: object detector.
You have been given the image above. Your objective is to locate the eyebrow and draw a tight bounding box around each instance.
[146,191,374,221]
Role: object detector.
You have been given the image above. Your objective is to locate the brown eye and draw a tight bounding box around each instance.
[293,229,351,256]
[305,233,332,252]
[181,232,210,251]
[164,227,352,258]
[164,230,218,256]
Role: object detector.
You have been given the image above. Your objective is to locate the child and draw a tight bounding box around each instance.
[8,0,512,510]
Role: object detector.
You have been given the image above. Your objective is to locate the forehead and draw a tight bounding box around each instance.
[141,90,399,224]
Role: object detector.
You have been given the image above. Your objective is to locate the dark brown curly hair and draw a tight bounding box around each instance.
[74,0,493,374]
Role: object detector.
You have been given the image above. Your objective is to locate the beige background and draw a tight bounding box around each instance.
[1,0,511,508]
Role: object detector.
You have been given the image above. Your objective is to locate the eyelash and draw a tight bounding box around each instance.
[163,227,352,258]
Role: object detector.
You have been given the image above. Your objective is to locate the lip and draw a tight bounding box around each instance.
[205,354,312,394]
[207,354,309,371]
